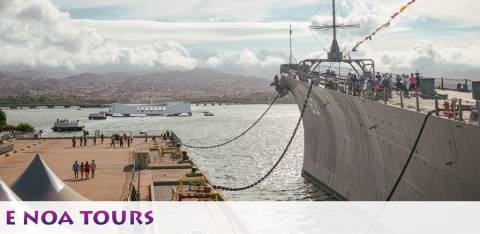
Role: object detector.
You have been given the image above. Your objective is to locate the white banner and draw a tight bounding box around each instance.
[0,202,479,234]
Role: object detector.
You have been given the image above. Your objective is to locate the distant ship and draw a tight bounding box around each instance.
[88,112,107,120]
[52,119,84,132]
[275,0,480,200]
[111,102,192,117]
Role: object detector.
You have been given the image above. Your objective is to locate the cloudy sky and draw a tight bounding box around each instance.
[1,0,479,78]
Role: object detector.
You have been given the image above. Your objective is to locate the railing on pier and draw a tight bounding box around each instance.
[121,151,140,201]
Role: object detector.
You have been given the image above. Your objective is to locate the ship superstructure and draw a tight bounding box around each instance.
[275,0,480,200]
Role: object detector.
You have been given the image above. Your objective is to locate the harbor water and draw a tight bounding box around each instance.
[3,104,331,201]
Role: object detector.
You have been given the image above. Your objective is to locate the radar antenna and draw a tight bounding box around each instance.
[309,0,359,60]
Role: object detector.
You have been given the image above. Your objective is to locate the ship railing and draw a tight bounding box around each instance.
[431,77,472,92]
[308,78,478,124]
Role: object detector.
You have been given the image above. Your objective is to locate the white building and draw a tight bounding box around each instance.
[111,102,192,117]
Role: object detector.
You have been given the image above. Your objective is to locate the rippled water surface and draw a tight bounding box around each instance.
[4,104,332,201]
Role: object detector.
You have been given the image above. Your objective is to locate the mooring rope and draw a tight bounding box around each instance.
[180,92,281,149]
[386,109,441,201]
[214,82,313,191]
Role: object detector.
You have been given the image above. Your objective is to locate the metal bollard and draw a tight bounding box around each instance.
[415,90,420,112]
[400,91,404,108]
[459,98,463,121]
[383,88,387,104]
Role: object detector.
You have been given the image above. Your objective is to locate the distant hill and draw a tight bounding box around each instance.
[0,68,288,104]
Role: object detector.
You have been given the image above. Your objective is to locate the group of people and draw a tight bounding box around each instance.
[109,133,133,149]
[72,160,97,180]
[72,130,105,147]
[343,72,419,100]
[395,73,419,96]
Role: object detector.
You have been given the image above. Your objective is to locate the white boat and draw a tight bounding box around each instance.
[52,119,84,132]
[111,102,192,117]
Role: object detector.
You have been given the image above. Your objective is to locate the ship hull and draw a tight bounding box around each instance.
[283,77,480,200]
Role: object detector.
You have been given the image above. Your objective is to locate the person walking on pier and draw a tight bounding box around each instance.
[80,162,85,179]
[119,137,124,148]
[93,135,97,145]
[85,161,90,179]
[109,135,116,149]
[79,135,83,147]
[72,136,77,148]
[91,160,97,178]
[72,161,79,179]
[127,136,131,148]
[100,133,104,144]
[83,135,87,146]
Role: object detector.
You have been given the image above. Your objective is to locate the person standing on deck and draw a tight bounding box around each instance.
[91,160,97,178]
[83,135,87,146]
[85,162,90,179]
[127,136,131,148]
[119,137,124,148]
[93,135,97,145]
[79,135,83,147]
[100,133,104,144]
[72,136,76,148]
[72,161,79,179]
[396,75,402,93]
[80,162,85,179]
[409,73,417,95]
[404,75,411,96]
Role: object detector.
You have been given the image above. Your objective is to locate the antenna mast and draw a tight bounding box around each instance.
[309,0,359,61]
[289,24,293,64]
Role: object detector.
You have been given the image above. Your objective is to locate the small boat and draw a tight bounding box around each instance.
[52,119,84,132]
[88,112,107,120]
[204,112,214,116]
[101,111,113,116]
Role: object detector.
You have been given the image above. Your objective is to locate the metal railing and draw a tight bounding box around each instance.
[433,77,472,92]
[121,151,140,201]
[306,75,478,124]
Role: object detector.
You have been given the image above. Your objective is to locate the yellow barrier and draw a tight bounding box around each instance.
[171,176,219,201]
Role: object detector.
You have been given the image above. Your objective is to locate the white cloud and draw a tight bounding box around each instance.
[371,40,480,78]
[205,50,286,78]
[1,0,480,80]
[0,0,197,72]
[51,0,319,21]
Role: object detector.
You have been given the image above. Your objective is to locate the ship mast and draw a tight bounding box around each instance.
[309,0,359,61]
[289,24,293,64]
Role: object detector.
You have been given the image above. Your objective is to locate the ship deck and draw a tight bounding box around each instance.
[318,82,478,123]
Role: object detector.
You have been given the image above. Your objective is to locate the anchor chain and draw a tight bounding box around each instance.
[214,82,314,191]
[180,92,281,149]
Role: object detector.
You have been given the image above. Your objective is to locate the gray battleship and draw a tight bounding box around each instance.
[275,0,480,200]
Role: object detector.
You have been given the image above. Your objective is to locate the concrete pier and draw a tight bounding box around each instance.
[0,133,223,201]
